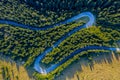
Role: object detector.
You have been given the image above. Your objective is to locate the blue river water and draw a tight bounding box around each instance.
[0,12,119,74]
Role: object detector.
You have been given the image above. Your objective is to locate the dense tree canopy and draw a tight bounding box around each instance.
[0,0,120,79]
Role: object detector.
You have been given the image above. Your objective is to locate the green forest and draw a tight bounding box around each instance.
[0,0,120,80]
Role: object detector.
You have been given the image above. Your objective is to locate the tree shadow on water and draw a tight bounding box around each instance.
[55,52,120,80]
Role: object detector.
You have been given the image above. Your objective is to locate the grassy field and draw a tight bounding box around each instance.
[56,52,120,80]
[0,55,31,80]
[0,53,120,80]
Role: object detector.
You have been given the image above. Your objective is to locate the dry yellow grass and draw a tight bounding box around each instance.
[1,53,120,80]
[0,55,30,80]
[56,52,120,80]
[0,61,3,80]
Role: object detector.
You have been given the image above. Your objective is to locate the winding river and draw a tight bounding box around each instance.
[0,12,120,74]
